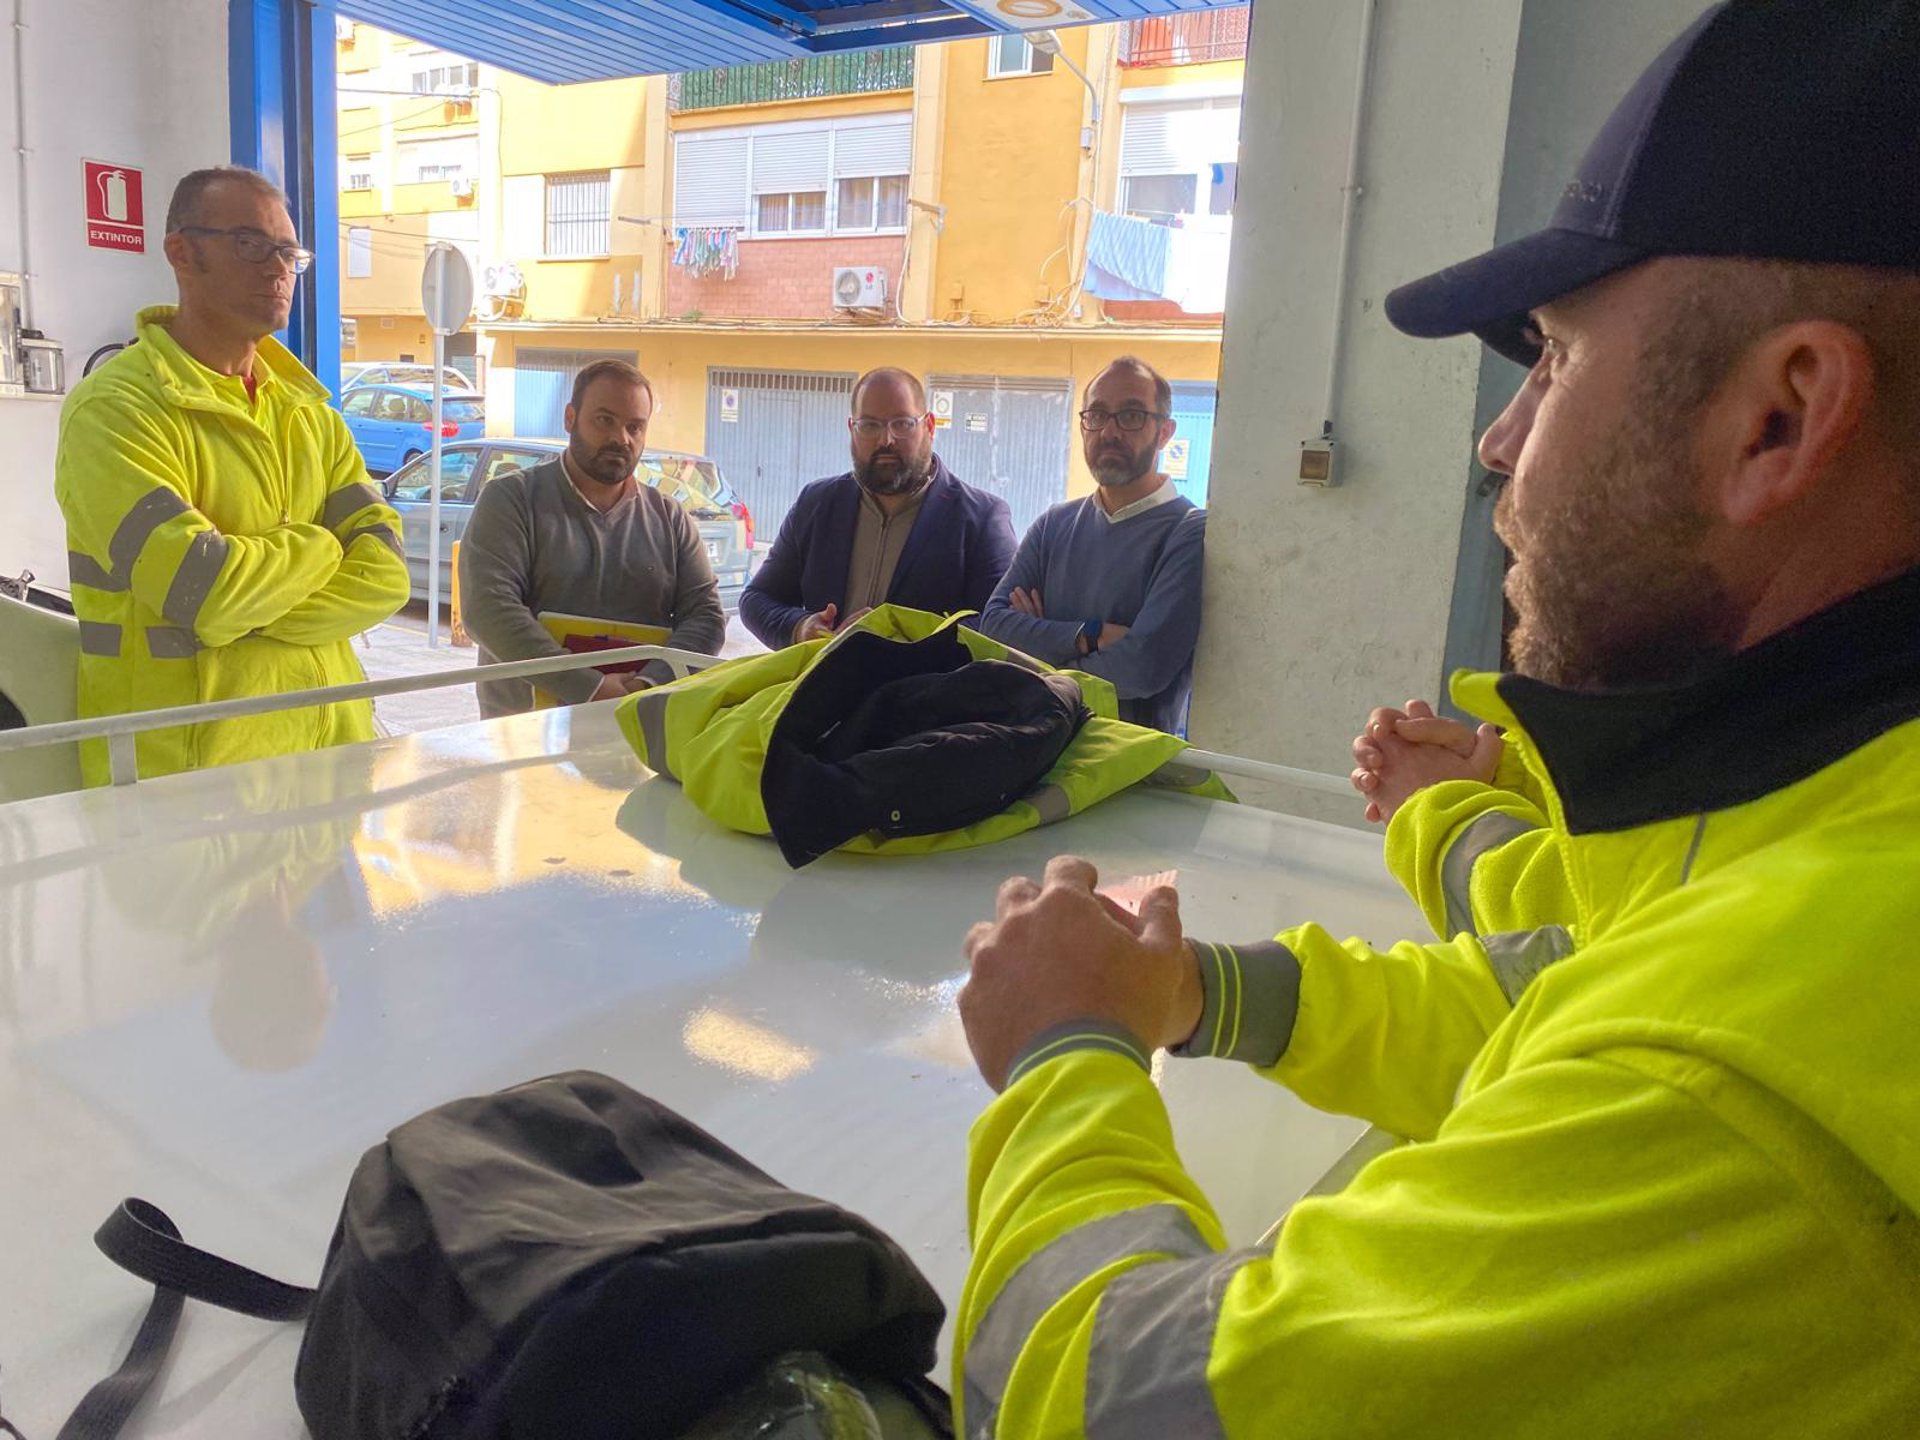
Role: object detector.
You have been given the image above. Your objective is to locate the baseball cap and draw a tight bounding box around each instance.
[1385,0,1920,366]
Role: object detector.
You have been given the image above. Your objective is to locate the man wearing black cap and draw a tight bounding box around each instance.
[947,3,1920,1435]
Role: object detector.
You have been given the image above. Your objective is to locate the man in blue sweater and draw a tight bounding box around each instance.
[976,357,1206,732]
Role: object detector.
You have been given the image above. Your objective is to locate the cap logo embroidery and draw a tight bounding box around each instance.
[1562,180,1608,207]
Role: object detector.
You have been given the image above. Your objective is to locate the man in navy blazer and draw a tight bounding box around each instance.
[740,367,1017,649]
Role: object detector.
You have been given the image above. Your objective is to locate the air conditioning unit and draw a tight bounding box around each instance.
[449,177,474,198]
[831,266,887,310]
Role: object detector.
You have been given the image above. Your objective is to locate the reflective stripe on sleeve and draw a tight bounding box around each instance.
[343,521,404,561]
[1003,1020,1150,1090]
[68,551,125,592]
[321,481,386,531]
[160,530,229,630]
[108,488,190,575]
[629,688,676,778]
[1022,782,1071,826]
[1480,924,1576,1003]
[964,1204,1213,1440]
[146,626,203,659]
[1084,1246,1265,1438]
[1439,809,1540,937]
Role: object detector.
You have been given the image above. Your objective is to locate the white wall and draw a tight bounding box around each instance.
[1192,0,1704,821]
[0,0,230,590]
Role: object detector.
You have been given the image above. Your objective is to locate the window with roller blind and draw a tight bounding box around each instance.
[672,115,912,239]
[1118,95,1242,226]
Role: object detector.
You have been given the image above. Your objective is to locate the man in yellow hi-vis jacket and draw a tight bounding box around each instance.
[952,3,1920,1436]
[57,166,407,785]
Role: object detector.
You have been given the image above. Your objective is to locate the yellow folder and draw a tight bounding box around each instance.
[532,611,671,709]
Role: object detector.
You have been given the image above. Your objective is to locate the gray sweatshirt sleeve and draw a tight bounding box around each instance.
[641,500,727,686]
[457,474,603,707]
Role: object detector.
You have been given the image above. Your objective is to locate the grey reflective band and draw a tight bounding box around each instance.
[161,530,230,630]
[146,626,203,659]
[1144,758,1214,790]
[1022,782,1071,826]
[1085,1247,1263,1438]
[1004,1020,1150,1090]
[343,521,404,560]
[107,487,190,576]
[1678,813,1709,886]
[965,1205,1212,1440]
[78,620,122,657]
[1480,924,1575,1003]
[629,689,676,779]
[67,551,125,592]
[1439,809,1539,937]
[1170,939,1301,1069]
[322,481,385,531]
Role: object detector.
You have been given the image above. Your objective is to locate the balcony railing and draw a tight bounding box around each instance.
[1118,7,1250,67]
[669,47,915,111]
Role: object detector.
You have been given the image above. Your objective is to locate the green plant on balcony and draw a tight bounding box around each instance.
[670,47,914,111]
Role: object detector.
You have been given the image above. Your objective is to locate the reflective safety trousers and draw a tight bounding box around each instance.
[957,664,1920,1438]
[57,308,408,784]
[617,605,1222,857]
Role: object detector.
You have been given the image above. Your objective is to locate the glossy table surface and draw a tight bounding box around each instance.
[0,702,1420,1436]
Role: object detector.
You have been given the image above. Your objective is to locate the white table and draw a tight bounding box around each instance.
[0,703,1421,1436]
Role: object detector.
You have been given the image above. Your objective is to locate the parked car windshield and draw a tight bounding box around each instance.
[644,453,729,511]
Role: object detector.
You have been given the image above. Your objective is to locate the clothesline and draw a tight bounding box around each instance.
[671,226,742,281]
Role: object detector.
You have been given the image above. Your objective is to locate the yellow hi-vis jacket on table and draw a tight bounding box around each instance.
[617,605,1223,859]
[956,570,1920,1439]
[56,307,408,785]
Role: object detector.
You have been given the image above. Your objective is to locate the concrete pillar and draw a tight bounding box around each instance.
[902,43,948,323]
[639,78,670,321]
[1191,0,1705,821]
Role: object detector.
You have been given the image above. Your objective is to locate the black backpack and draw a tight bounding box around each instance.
[54,1072,951,1439]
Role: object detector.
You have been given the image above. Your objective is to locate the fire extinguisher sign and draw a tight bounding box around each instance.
[84,161,145,253]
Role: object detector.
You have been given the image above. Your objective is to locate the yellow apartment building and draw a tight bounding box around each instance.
[336,10,1248,539]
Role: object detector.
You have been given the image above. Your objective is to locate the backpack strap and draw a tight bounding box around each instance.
[56,1200,314,1440]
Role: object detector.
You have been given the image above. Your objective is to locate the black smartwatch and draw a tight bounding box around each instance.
[1079,618,1104,654]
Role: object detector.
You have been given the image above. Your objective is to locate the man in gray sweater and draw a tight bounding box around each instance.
[458,359,726,718]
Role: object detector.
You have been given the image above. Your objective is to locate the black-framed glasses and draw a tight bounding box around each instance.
[176,226,315,274]
[851,415,928,440]
[1079,406,1167,434]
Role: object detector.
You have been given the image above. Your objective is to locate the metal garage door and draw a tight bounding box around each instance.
[514,347,639,440]
[927,375,1072,539]
[1167,381,1217,507]
[704,368,857,539]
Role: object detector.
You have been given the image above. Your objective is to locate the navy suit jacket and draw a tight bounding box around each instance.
[740,460,1018,648]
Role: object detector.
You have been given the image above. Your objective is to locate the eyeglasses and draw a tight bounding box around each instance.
[1079,406,1167,434]
[176,226,315,275]
[851,415,929,441]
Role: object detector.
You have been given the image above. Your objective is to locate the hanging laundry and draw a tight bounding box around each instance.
[1084,211,1170,302]
[1163,220,1232,314]
[670,226,741,281]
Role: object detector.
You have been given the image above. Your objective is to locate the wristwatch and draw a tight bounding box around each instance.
[1079,618,1104,654]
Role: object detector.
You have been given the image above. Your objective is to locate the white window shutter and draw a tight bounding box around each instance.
[749,129,831,194]
[347,226,373,279]
[1121,105,1180,175]
[1121,101,1241,175]
[832,120,912,179]
[674,134,751,226]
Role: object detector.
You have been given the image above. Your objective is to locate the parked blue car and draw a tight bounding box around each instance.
[339,383,486,477]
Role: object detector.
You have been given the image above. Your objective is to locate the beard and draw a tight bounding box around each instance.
[569,434,635,487]
[855,446,932,497]
[1090,438,1155,488]
[1497,401,1743,692]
